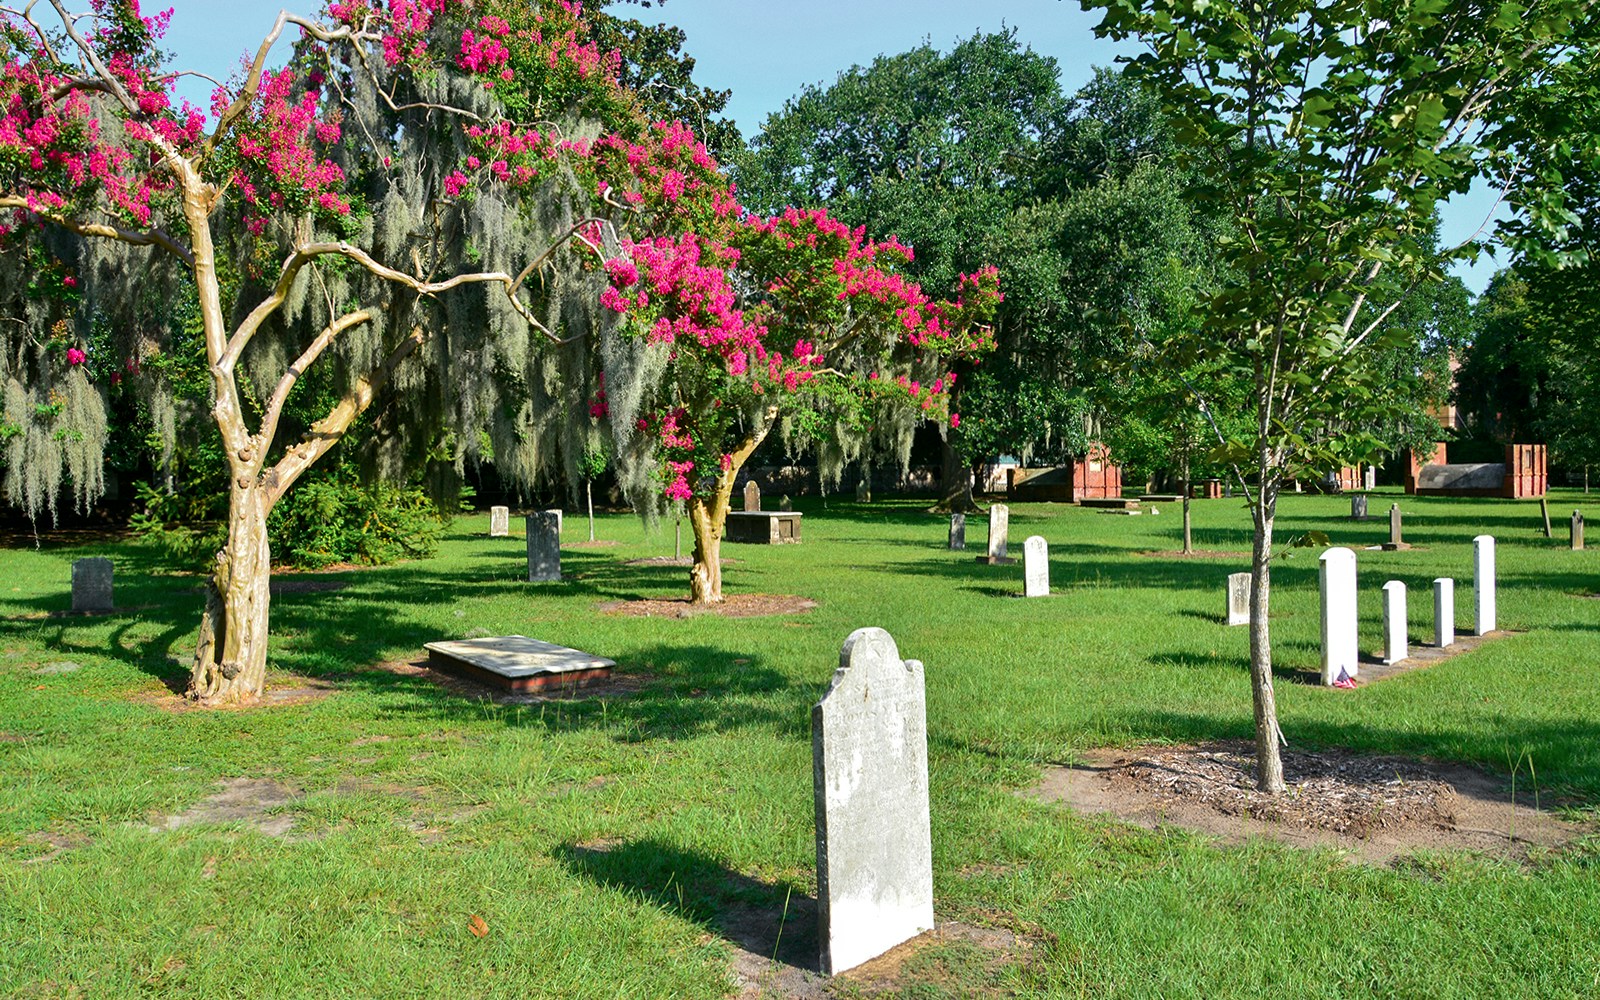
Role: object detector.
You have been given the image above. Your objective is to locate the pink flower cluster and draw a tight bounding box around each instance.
[232,70,349,216]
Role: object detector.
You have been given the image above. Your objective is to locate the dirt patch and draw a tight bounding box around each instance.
[625,556,737,567]
[597,594,817,619]
[269,579,348,595]
[152,778,302,837]
[567,540,622,549]
[132,677,338,713]
[1139,550,1251,560]
[21,830,93,864]
[371,657,653,705]
[1028,741,1591,865]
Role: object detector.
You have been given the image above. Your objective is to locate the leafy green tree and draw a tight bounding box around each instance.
[1085,0,1591,791]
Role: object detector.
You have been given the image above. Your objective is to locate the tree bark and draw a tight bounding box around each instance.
[587,479,595,542]
[189,483,273,704]
[1248,474,1286,794]
[933,436,979,513]
[1181,445,1193,555]
[686,408,776,603]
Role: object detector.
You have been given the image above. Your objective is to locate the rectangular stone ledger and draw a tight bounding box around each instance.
[1474,535,1496,635]
[489,506,510,537]
[1434,578,1455,647]
[1320,547,1359,685]
[526,512,561,582]
[1382,580,1408,665]
[813,628,934,976]
[724,511,802,544]
[949,513,966,551]
[424,636,614,693]
[1227,572,1251,626]
[71,557,113,613]
[1023,536,1049,597]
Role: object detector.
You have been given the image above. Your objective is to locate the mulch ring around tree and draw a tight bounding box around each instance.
[1028,740,1594,865]
[596,594,817,619]
[132,675,341,713]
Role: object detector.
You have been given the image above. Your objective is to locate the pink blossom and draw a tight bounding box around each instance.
[66,348,86,366]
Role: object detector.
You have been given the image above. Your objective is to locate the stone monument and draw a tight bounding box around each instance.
[489,506,510,537]
[1319,547,1359,685]
[1433,577,1455,647]
[977,504,1015,564]
[1572,511,1584,551]
[526,512,561,582]
[1227,572,1251,626]
[71,557,113,613]
[1382,580,1408,665]
[813,628,934,976]
[1023,536,1049,597]
[1382,503,1410,550]
[948,513,965,551]
[744,481,762,513]
[1351,494,1368,521]
[1474,534,1496,635]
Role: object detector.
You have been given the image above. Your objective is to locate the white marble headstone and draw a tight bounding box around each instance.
[1433,577,1455,647]
[1023,536,1048,597]
[987,504,1009,561]
[1227,572,1251,626]
[1473,534,1496,634]
[1382,580,1408,665]
[489,506,510,537]
[1319,547,1359,685]
[813,628,934,976]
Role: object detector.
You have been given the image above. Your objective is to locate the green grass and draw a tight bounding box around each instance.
[2,490,1599,997]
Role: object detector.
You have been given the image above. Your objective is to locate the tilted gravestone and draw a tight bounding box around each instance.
[744,481,762,513]
[1382,580,1408,665]
[813,628,934,976]
[1227,572,1252,626]
[1572,511,1585,551]
[1023,536,1049,597]
[525,512,561,582]
[1474,534,1496,635]
[1319,547,1359,685]
[1433,577,1455,647]
[489,506,510,537]
[71,557,113,613]
[1350,494,1368,521]
[948,512,965,551]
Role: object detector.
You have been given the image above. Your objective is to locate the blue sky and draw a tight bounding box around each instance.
[157,0,1502,291]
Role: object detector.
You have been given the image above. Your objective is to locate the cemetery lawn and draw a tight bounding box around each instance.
[3,491,1599,998]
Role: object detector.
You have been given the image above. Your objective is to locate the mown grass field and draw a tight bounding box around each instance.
[2,490,1598,998]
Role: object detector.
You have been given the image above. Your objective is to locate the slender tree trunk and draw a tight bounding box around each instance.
[587,479,595,542]
[189,483,274,704]
[1181,446,1193,555]
[1248,473,1286,794]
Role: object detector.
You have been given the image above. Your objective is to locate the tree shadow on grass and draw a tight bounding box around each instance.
[555,837,820,975]
[1147,649,1321,685]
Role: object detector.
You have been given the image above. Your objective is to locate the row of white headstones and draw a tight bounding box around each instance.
[1229,535,1497,686]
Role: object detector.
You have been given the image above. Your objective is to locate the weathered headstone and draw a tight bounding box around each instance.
[813,628,934,976]
[1350,494,1368,521]
[1572,511,1585,551]
[780,495,794,513]
[1023,536,1049,597]
[1226,572,1252,626]
[71,557,113,613]
[1388,504,1403,546]
[545,508,563,534]
[489,506,510,537]
[743,481,762,513]
[1433,577,1455,647]
[525,512,561,582]
[948,512,966,551]
[1473,534,1496,635]
[1319,547,1359,685]
[1382,580,1408,665]
[981,504,1012,563]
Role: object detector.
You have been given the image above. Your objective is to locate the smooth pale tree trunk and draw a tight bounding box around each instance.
[190,483,274,702]
[1181,447,1193,555]
[1248,473,1286,794]
[587,479,595,542]
[686,408,776,604]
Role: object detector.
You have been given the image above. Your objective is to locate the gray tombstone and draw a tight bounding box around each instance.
[813,628,934,976]
[525,512,561,582]
[1227,572,1252,626]
[743,481,762,513]
[1389,504,1403,546]
[1350,494,1368,521]
[71,557,113,613]
[1572,511,1585,551]
[949,512,966,551]
[987,504,1010,561]
[780,495,794,513]
[1023,536,1049,597]
[489,506,510,537]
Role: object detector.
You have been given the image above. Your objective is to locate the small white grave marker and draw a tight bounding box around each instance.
[1227,572,1251,626]
[1433,578,1455,647]
[1023,536,1049,597]
[1474,535,1496,634]
[984,504,1011,562]
[1319,547,1359,685]
[489,506,510,537]
[1382,580,1408,665]
[813,628,934,976]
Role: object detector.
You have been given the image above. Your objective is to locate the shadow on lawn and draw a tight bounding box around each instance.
[556,837,819,974]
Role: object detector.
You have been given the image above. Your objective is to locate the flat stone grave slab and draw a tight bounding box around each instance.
[725,510,803,544]
[1082,497,1140,510]
[1139,494,1182,503]
[424,636,614,693]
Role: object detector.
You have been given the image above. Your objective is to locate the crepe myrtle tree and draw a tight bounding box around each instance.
[1085,0,1594,791]
[0,0,677,704]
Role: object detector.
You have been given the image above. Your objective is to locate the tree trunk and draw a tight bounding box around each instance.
[1181,447,1193,555]
[1248,476,1286,793]
[688,494,726,604]
[188,483,273,704]
[934,436,979,512]
[587,479,595,542]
